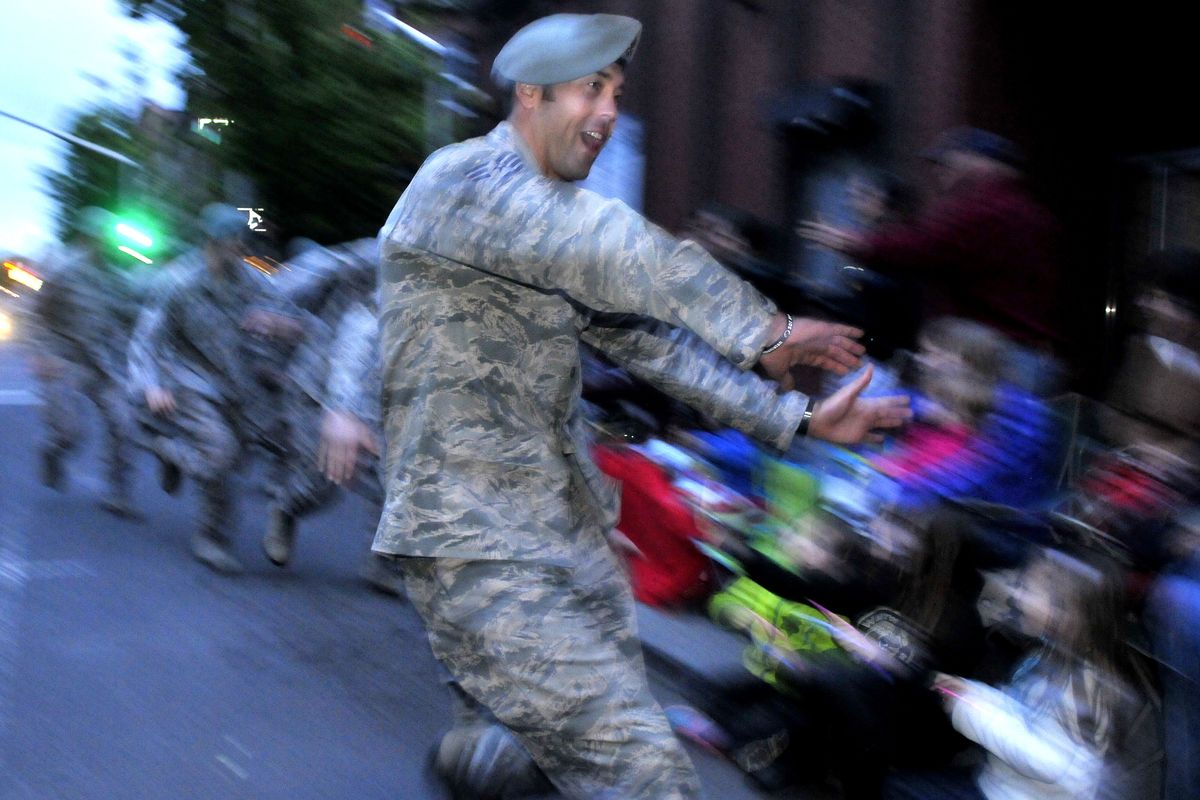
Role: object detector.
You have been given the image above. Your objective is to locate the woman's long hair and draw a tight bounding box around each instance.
[1019,546,1133,753]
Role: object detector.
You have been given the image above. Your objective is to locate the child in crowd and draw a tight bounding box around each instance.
[887,546,1131,800]
[872,316,1059,513]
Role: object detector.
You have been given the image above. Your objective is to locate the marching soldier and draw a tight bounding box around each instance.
[27,206,143,518]
[129,203,307,573]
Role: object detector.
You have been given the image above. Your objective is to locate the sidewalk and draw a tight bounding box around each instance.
[636,601,747,691]
[636,602,836,800]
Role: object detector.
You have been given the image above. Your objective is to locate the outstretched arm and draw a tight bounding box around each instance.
[583,320,907,451]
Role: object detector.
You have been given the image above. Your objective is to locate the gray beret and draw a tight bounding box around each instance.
[199,203,248,241]
[492,13,641,87]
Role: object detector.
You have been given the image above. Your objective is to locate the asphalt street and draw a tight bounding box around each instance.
[0,335,774,800]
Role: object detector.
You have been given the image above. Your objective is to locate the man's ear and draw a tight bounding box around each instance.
[515,82,541,110]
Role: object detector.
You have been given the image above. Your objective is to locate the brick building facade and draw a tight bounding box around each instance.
[443,0,1197,386]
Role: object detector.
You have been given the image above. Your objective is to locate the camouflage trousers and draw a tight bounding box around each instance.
[37,362,134,498]
[143,389,243,540]
[399,538,702,800]
[268,397,383,517]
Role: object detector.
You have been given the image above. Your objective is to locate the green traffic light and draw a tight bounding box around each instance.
[111,214,165,265]
[115,222,153,248]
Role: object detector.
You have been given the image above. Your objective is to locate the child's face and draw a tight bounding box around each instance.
[1011,561,1056,639]
[916,339,966,387]
[915,338,981,421]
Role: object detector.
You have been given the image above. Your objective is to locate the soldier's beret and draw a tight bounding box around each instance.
[199,203,248,241]
[492,13,641,87]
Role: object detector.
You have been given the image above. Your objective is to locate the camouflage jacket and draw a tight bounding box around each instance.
[279,239,379,410]
[323,300,382,434]
[278,238,377,322]
[25,246,145,378]
[376,121,809,563]
[127,249,304,408]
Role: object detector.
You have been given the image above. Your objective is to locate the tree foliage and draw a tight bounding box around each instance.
[42,107,145,242]
[122,0,433,244]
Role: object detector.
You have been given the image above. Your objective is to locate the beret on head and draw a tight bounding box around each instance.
[199,203,248,241]
[492,13,641,87]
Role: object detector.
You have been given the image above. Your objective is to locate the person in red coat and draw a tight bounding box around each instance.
[593,444,716,608]
[800,128,1064,363]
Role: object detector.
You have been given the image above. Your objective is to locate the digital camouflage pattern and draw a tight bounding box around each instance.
[277,239,378,434]
[378,120,814,798]
[25,245,146,496]
[128,251,307,536]
[26,245,145,377]
[323,300,383,433]
[127,250,300,415]
[400,541,700,799]
[376,121,809,564]
[273,300,384,516]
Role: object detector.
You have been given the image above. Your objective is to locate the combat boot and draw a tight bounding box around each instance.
[152,437,182,495]
[262,507,296,567]
[433,723,552,800]
[191,530,244,575]
[40,448,64,490]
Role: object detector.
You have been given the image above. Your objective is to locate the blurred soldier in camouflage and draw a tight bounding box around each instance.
[262,292,401,595]
[377,13,910,799]
[129,203,307,574]
[27,206,144,518]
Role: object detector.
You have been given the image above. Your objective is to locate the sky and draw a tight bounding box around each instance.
[0,0,186,258]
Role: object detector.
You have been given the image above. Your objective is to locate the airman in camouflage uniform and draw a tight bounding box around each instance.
[377,13,908,799]
[26,207,144,518]
[128,204,308,574]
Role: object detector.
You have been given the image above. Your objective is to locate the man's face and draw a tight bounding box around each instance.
[524,64,624,182]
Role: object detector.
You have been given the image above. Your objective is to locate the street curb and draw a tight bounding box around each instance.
[635,604,747,694]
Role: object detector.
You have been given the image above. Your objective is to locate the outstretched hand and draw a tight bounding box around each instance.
[759,315,866,388]
[808,365,911,444]
[788,318,866,374]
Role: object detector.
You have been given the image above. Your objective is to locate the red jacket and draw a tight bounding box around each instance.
[856,175,1063,350]
[593,445,715,608]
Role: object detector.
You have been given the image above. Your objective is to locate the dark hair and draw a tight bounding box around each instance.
[1019,546,1133,751]
[892,507,965,633]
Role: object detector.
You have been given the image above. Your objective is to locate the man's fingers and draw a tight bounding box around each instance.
[836,335,867,356]
[815,356,851,376]
[829,341,864,367]
[333,442,353,484]
[832,325,865,341]
[316,439,330,477]
[845,363,874,398]
[362,432,381,456]
[875,396,914,427]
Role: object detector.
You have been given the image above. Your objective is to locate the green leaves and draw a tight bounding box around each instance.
[117,0,435,243]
